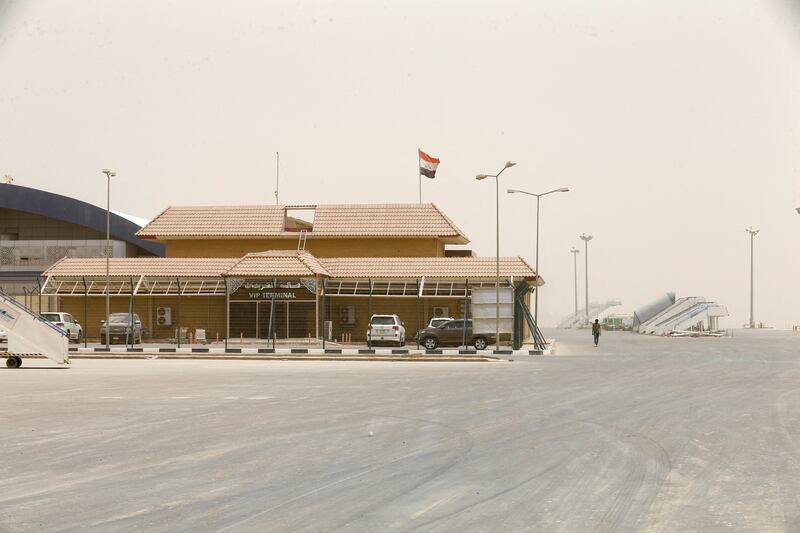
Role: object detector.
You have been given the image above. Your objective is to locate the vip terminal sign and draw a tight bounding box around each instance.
[230,280,316,301]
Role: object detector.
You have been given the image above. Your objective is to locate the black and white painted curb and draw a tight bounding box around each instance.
[68,346,548,356]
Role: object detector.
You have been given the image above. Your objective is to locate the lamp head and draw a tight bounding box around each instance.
[558,187,570,192]
[102,169,116,177]
[504,161,516,169]
[580,233,593,242]
[507,189,518,194]
[475,174,489,180]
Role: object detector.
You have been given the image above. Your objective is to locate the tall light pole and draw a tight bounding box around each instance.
[476,160,516,350]
[579,233,592,324]
[570,247,580,318]
[507,187,569,324]
[746,227,759,328]
[102,169,115,349]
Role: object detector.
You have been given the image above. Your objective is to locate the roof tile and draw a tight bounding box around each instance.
[136,204,468,243]
[43,257,237,278]
[318,256,539,281]
[226,251,330,277]
[44,253,541,283]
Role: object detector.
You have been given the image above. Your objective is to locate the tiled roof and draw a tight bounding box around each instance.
[136,204,469,243]
[44,253,542,284]
[136,206,285,238]
[225,251,330,277]
[43,257,238,278]
[310,204,468,242]
[318,256,541,282]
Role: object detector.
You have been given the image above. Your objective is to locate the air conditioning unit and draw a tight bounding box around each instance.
[432,306,449,318]
[339,306,355,325]
[157,306,172,326]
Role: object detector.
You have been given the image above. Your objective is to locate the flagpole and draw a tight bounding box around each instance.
[418,148,422,203]
[275,151,280,205]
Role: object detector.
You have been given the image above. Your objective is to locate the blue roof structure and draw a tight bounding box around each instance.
[0,183,164,256]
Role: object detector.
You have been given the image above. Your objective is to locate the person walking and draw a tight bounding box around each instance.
[591,319,601,347]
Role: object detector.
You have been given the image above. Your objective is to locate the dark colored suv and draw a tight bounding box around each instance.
[416,319,494,350]
[100,313,143,345]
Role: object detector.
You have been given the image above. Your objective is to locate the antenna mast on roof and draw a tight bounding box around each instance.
[274,151,279,205]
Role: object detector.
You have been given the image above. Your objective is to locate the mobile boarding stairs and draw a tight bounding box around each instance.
[557,299,622,329]
[0,289,69,368]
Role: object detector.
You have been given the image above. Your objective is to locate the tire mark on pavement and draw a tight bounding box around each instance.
[214,414,474,533]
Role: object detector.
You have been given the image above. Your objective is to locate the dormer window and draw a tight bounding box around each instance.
[284,206,315,232]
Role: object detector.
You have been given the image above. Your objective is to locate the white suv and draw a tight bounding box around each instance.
[41,312,83,343]
[367,314,406,347]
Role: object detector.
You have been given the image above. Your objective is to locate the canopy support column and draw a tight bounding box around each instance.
[176,277,182,348]
[321,280,327,350]
[269,277,276,350]
[82,277,88,348]
[127,276,135,348]
[367,279,373,348]
[462,279,469,349]
[224,278,229,351]
[416,278,421,350]
[36,277,42,314]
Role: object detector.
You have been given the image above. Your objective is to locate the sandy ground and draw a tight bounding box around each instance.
[1,329,799,532]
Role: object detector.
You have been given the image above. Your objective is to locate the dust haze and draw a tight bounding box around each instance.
[0,0,798,327]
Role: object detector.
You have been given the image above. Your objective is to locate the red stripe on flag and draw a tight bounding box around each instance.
[419,149,440,164]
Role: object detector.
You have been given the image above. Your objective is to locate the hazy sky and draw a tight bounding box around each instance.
[1,0,799,328]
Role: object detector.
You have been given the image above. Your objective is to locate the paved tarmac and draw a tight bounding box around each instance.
[1,329,800,532]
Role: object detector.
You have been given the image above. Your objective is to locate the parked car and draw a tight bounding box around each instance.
[0,328,6,345]
[367,314,406,347]
[428,317,454,328]
[41,312,83,343]
[100,313,143,344]
[416,319,495,350]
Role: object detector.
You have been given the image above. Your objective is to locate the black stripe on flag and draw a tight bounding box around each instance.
[420,167,436,179]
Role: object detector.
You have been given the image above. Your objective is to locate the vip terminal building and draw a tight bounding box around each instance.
[40,203,543,346]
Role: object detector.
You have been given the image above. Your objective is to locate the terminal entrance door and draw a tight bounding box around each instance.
[229,302,257,338]
[257,301,286,339]
[257,301,316,339]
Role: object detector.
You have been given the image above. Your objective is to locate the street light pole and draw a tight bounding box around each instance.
[570,247,579,318]
[102,169,115,349]
[579,233,592,324]
[476,161,516,351]
[746,227,759,328]
[507,187,569,324]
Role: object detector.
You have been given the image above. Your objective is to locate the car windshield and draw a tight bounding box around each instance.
[371,317,396,325]
[41,313,61,322]
[109,314,135,323]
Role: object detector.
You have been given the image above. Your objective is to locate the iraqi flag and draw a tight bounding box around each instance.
[419,149,440,179]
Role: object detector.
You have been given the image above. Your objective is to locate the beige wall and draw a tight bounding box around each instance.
[56,286,536,344]
[160,237,445,258]
[58,295,226,342]
[322,296,467,343]
[11,295,56,314]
